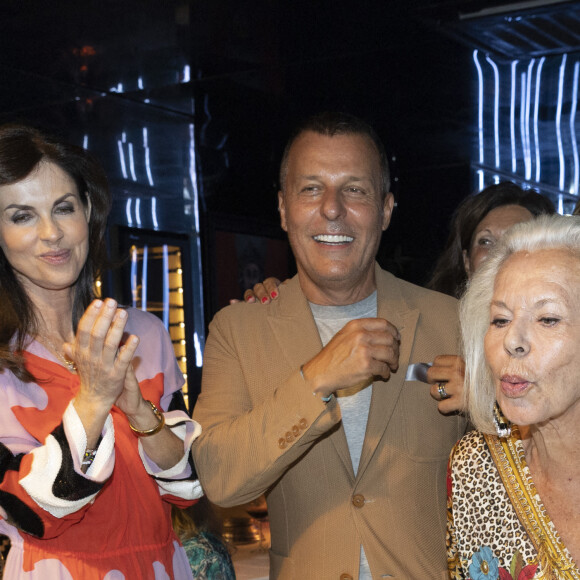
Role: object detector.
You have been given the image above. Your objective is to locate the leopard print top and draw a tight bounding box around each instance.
[447,428,579,580]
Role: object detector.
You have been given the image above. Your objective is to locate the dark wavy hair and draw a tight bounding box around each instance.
[427,182,555,298]
[279,111,391,197]
[0,124,112,381]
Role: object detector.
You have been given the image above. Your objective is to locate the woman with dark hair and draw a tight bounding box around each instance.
[0,124,202,579]
[427,182,555,299]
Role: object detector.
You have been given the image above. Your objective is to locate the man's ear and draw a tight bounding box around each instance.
[278,191,288,232]
[381,192,395,231]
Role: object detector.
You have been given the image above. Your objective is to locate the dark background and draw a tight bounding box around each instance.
[0,0,578,314]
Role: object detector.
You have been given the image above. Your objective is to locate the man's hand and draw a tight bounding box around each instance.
[301,318,400,398]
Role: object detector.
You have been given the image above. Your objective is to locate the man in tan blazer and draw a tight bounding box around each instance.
[192,112,467,579]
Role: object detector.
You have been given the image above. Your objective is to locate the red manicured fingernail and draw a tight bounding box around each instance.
[261,297,268,304]
[270,291,278,298]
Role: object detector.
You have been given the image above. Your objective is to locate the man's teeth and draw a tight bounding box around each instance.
[314,234,353,243]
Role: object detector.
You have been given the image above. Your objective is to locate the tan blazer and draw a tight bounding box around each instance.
[192,264,467,579]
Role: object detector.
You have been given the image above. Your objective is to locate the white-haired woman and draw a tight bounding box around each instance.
[447,214,580,579]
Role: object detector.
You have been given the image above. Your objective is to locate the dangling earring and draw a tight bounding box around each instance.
[493,401,511,438]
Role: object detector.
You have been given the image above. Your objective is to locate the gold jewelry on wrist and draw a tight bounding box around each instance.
[129,400,165,437]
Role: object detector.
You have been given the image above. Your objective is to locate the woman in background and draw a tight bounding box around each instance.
[0,123,202,579]
[427,182,554,298]
[172,497,236,580]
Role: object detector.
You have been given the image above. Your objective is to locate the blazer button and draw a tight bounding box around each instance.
[292,425,300,437]
[298,418,308,429]
[278,438,287,449]
[285,431,294,443]
[352,494,365,508]
[340,574,353,580]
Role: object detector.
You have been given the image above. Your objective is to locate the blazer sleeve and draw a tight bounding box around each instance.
[192,307,341,507]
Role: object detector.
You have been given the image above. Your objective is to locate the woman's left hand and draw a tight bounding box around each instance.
[426,354,466,414]
[66,298,140,445]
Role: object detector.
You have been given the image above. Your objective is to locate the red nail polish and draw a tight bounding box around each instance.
[261,297,268,304]
[270,291,278,298]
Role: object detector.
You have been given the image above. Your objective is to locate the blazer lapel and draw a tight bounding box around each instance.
[267,275,356,480]
[356,265,419,481]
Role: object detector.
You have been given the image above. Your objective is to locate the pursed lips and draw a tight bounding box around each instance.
[500,374,532,397]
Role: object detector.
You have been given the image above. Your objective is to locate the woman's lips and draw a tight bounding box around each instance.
[40,249,71,265]
[500,374,532,397]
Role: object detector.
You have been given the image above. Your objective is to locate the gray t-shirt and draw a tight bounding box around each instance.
[309,291,377,580]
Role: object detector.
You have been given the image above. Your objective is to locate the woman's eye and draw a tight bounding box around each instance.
[11,212,32,224]
[477,237,494,247]
[539,317,560,326]
[491,317,509,327]
[55,203,75,214]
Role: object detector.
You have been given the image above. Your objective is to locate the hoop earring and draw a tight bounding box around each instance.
[493,401,511,438]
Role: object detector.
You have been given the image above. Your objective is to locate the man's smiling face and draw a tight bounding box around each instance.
[278,131,393,305]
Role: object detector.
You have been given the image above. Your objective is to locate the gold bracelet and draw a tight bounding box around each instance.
[129,400,166,437]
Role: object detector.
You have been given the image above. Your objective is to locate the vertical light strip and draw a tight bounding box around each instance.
[533,57,545,183]
[151,197,159,229]
[128,142,137,182]
[524,60,535,181]
[556,53,568,191]
[570,61,579,195]
[162,244,169,329]
[510,60,518,173]
[125,198,133,227]
[143,127,154,187]
[117,140,128,179]
[520,71,531,181]
[130,246,138,309]
[189,124,200,232]
[474,51,485,165]
[135,198,142,227]
[141,245,148,311]
[189,123,205,367]
[83,134,89,150]
[486,55,500,169]
[194,332,203,368]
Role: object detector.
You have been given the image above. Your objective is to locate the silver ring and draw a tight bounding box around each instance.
[437,382,450,400]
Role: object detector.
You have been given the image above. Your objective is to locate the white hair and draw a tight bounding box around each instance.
[459,214,580,433]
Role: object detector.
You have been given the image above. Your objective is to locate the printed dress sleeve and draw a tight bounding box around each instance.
[126,309,203,503]
[0,383,114,540]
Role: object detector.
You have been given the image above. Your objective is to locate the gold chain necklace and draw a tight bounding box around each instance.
[37,335,77,373]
